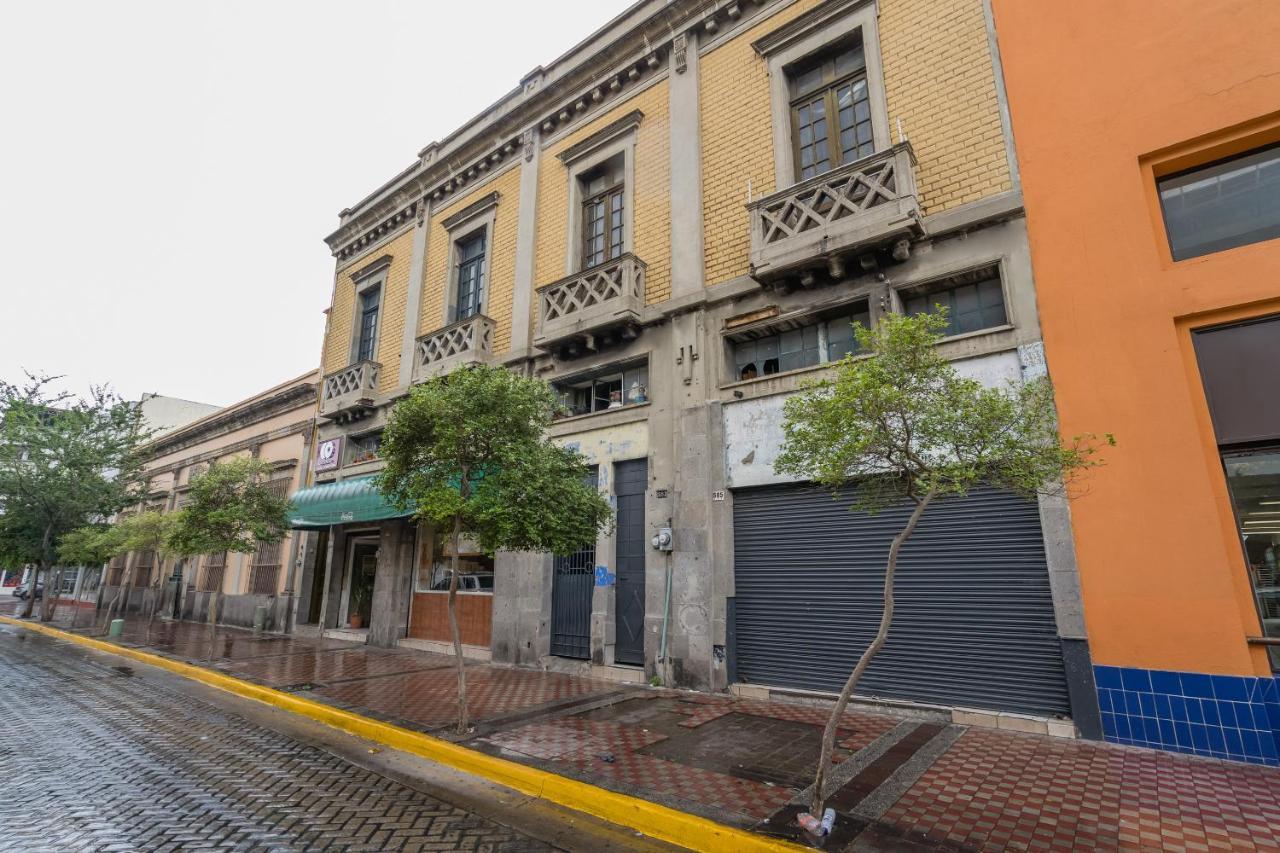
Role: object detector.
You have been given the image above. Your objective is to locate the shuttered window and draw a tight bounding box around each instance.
[199,552,227,593]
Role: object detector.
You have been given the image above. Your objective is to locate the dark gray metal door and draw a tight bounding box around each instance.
[732,482,1070,716]
[614,459,647,666]
[551,469,598,659]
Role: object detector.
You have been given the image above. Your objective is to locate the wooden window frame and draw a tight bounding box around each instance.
[453,229,488,323]
[559,112,640,275]
[347,257,390,366]
[355,285,381,362]
[755,0,890,189]
[787,43,874,181]
[438,192,500,327]
[580,160,626,270]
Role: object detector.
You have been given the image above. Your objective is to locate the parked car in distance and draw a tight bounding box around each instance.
[13,583,44,600]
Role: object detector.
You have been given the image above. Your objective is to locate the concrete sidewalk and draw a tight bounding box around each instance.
[8,600,1280,851]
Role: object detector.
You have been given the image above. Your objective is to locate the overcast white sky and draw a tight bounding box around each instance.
[0,0,633,407]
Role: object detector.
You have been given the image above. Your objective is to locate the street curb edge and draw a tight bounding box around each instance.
[0,616,804,853]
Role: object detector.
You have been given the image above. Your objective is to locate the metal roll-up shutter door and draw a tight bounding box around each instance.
[732,481,1070,716]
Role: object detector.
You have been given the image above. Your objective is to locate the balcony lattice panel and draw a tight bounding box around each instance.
[323,361,379,402]
[540,256,644,324]
[756,154,902,246]
[417,315,493,369]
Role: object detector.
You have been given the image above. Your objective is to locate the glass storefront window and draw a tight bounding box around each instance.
[1223,448,1280,669]
[414,533,494,594]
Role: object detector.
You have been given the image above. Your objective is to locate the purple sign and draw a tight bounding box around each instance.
[314,437,342,472]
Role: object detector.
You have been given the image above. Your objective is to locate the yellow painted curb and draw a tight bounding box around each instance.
[0,616,805,853]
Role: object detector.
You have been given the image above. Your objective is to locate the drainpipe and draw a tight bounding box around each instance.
[281,531,303,634]
[658,551,673,686]
[281,425,314,635]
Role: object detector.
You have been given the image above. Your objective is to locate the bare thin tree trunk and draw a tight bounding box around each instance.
[809,490,935,815]
[448,513,469,735]
[207,591,221,661]
[42,567,65,623]
[19,565,39,619]
[101,563,134,636]
[24,525,55,619]
[146,559,165,645]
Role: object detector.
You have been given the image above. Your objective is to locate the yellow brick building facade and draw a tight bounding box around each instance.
[300,0,1092,733]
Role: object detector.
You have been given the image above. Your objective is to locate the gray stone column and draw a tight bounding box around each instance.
[668,30,705,299]
[509,129,542,360]
[369,519,416,648]
[492,550,550,665]
[397,199,433,389]
[321,527,346,630]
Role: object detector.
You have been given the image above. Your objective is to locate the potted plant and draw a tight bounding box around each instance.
[348,585,371,629]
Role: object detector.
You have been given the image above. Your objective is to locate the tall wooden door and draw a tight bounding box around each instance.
[613,459,647,666]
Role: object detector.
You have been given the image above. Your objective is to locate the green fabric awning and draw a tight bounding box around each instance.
[288,476,410,529]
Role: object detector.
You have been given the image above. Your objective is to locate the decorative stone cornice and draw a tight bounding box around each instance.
[334,202,419,263]
[557,111,644,165]
[752,0,871,57]
[352,254,393,283]
[142,382,318,460]
[440,191,501,231]
[325,0,783,263]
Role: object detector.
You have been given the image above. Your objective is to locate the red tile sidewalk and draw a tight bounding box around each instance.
[6,601,1280,851]
[886,726,1280,851]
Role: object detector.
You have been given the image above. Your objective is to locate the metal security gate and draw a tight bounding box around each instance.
[551,468,599,659]
[614,459,647,666]
[732,482,1070,716]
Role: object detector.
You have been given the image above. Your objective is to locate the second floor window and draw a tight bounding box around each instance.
[356,286,380,362]
[903,273,1008,337]
[733,303,870,381]
[789,39,873,181]
[349,431,382,465]
[581,157,625,268]
[455,231,487,321]
[554,359,649,417]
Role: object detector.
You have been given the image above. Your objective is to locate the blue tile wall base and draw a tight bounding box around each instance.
[1094,665,1280,766]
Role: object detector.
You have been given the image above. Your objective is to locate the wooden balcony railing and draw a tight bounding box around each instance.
[535,254,645,356]
[319,359,380,422]
[748,143,924,287]
[413,314,496,383]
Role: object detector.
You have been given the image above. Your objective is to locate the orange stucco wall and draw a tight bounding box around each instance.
[991,0,1280,677]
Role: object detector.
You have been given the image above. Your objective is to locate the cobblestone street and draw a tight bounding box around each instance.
[6,603,1280,850]
[0,623,662,852]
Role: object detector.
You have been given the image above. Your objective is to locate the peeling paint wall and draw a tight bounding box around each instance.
[554,420,650,493]
[723,350,1026,489]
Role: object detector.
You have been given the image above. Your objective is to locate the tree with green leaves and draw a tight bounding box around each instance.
[57,523,127,627]
[0,374,149,620]
[775,310,1111,816]
[167,457,292,657]
[111,511,180,642]
[379,365,613,734]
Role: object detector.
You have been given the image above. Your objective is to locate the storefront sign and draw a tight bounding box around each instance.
[315,437,343,472]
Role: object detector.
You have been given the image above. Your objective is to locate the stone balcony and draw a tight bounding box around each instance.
[747,142,925,289]
[413,314,497,383]
[319,359,380,423]
[534,253,646,357]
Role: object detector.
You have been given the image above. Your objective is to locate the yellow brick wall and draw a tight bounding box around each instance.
[700,0,1011,285]
[879,0,1012,211]
[420,165,522,354]
[533,80,672,306]
[322,228,414,397]
[700,0,822,287]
